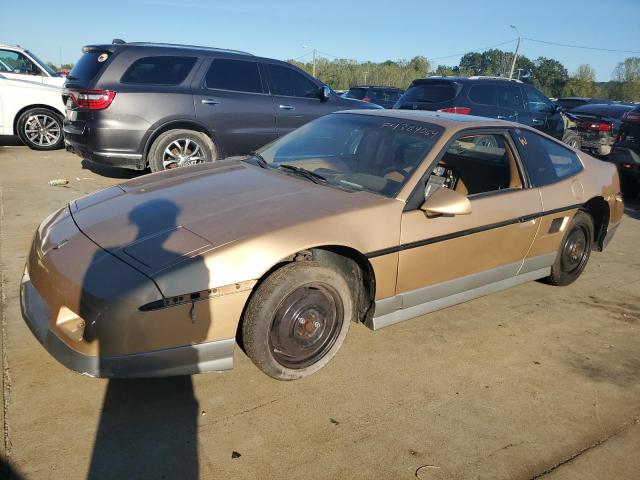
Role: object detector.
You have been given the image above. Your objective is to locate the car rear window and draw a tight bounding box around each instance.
[511,128,583,186]
[205,58,263,93]
[121,56,197,85]
[402,83,457,103]
[68,52,110,81]
[571,104,634,120]
[345,88,367,100]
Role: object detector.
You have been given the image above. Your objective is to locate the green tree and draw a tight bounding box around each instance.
[612,57,640,101]
[531,57,568,97]
[562,64,601,97]
[434,64,457,76]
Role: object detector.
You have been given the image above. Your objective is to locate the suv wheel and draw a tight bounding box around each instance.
[148,129,216,172]
[16,108,64,151]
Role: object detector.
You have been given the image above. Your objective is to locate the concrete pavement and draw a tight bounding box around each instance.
[1,141,639,479]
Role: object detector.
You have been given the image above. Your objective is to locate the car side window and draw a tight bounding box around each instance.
[497,85,525,110]
[268,64,319,99]
[121,56,197,85]
[511,128,583,186]
[204,58,263,93]
[0,50,40,75]
[429,133,523,197]
[468,84,496,105]
[524,87,553,113]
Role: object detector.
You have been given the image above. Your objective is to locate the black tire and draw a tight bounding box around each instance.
[16,108,64,150]
[242,261,353,380]
[147,129,216,172]
[544,211,594,286]
[562,130,581,151]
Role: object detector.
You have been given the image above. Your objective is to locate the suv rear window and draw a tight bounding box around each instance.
[121,56,197,85]
[402,83,457,104]
[345,88,367,100]
[68,52,110,81]
[205,58,263,93]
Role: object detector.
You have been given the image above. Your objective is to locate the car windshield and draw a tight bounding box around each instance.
[25,50,58,77]
[253,113,443,198]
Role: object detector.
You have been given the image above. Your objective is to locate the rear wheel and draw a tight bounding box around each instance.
[562,130,581,151]
[242,261,353,380]
[147,129,216,172]
[16,108,64,150]
[544,211,593,286]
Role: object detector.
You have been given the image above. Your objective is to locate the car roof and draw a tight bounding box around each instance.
[82,42,253,57]
[334,108,518,130]
[0,44,26,52]
[410,76,524,85]
[349,85,403,90]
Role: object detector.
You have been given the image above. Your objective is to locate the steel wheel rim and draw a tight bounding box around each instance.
[269,283,344,369]
[24,114,60,146]
[561,226,588,274]
[162,138,206,169]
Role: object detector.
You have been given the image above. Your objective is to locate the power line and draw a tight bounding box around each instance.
[291,51,313,61]
[427,39,517,61]
[524,37,640,54]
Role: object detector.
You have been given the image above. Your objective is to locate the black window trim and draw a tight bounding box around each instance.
[120,55,199,86]
[509,127,584,187]
[264,61,322,100]
[404,126,531,211]
[200,56,269,95]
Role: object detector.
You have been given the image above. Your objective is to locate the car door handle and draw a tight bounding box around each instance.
[201,98,221,105]
[279,104,295,110]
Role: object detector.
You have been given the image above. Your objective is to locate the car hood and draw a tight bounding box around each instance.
[70,160,392,274]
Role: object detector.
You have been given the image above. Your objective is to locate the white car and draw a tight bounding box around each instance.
[0,73,65,150]
[0,44,65,87]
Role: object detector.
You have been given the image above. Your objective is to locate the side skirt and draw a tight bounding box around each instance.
[366,258,554,331]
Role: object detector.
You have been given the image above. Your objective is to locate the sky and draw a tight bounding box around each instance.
[3,0,639,81]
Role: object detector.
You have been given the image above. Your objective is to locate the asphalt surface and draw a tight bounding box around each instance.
[1,140,639,480]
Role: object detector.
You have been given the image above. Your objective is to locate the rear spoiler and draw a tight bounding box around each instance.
[81,45,117,54]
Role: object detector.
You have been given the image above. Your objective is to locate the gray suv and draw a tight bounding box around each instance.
[63,41,378,171]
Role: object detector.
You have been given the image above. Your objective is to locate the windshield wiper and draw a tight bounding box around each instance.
[278,164,328,184]
[245,151,269,168]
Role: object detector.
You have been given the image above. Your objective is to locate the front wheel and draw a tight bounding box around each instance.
[16,108,64,150]
[544,211,593,286]
[147,129,216,172]
[242,262,353,380]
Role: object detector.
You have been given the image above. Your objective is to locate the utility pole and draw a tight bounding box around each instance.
[516,68,524,80]
[364,71,368,84]
[312,48,316,77]
[508,25,521,80]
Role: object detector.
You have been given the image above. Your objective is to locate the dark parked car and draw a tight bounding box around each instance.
[568,103,635,157]
[63,41,379,171]
[343,86,404,109]
[609,105,640,196]
[393,76,578,146]
[554,97,612,111]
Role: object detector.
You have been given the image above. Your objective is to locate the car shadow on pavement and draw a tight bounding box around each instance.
[0,135,24,147]
[81,159,148,179]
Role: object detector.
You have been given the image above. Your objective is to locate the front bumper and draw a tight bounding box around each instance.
[20,273,235,378]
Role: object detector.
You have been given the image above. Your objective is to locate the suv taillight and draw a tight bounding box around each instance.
[68,90,116,110]
[437,107,471,115]
[585,122,612,132]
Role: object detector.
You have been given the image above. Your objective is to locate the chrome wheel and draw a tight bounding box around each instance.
[162,138,206,169]
[23,114,61,147]
[269,282,344,369]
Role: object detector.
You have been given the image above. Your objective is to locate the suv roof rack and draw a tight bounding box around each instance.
[107,40,253,56]
[468,75,523,83]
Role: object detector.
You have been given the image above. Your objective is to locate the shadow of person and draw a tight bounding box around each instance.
[82,199,210,480]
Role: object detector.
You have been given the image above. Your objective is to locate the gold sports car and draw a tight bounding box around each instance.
[21,110,623,380]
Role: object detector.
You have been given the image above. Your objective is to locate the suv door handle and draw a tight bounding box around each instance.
[279,104,295,110]
[201,98,221,105]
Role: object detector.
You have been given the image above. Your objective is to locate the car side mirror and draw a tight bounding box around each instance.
[420,186,471,216]
[320,86,331,101]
